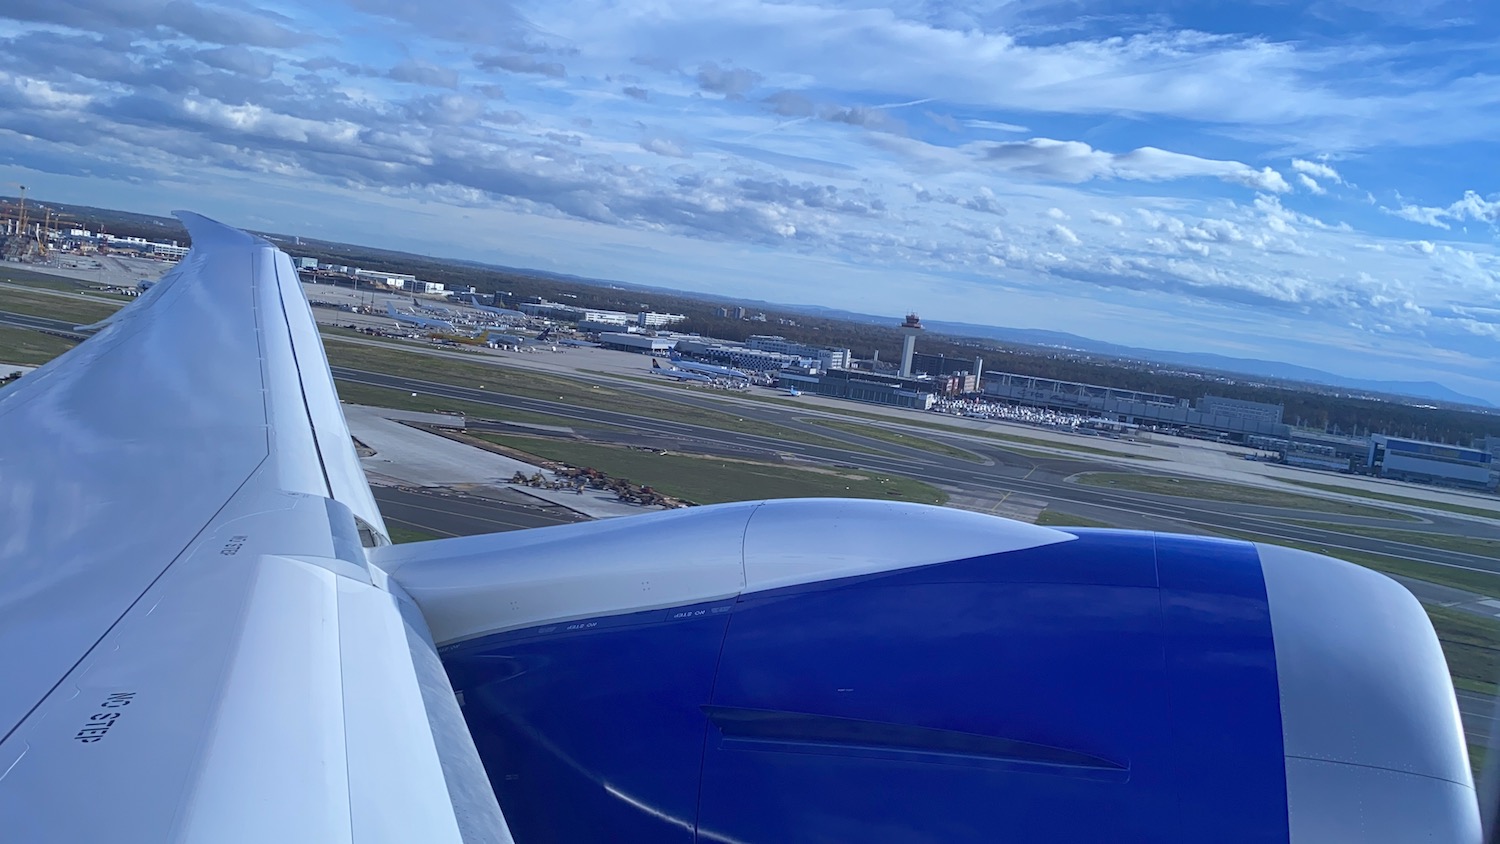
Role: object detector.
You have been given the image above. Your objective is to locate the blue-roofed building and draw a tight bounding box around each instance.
[1367,435,1495,490]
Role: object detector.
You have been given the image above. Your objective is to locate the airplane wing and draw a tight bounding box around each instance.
[0,214,1479,842]
[0,214,508,842]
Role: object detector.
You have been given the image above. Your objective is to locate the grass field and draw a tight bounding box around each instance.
[319,325,414,345]
[1075,472,1417,520]
[1287,519,1500,559]
[332,380,626,431]
[386,524,442,544]
[476,433,948,506]
[326,338,884,454]
[0,325,77,366]
[586,368,1160,463]
[804,418,984,462]
[802,405,1161,461]
[0,272,85,291]
[0,286,122,324]
[1034,509,1117,528]
[1210,524,1500,600]
[1281,478,1500,520]
[1424,605,1500,696]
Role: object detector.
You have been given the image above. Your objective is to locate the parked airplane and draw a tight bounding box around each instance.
[412,296,454,316]
[651,358,714,383]
[0,214,1476,842]
[668,351,750,381]
[386,299,457,332]
[465,294,528,320]
[784,385,802,396]
[482,331,527,348]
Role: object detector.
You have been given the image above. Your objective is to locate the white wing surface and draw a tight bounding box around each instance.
[0,214,506,842]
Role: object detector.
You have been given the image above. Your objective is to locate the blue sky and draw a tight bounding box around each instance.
[2,1,1500,402]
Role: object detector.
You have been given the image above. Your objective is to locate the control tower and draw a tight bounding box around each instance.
[897,313,923,378]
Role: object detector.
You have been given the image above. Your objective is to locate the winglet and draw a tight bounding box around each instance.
[174,211,272,250]
[74,211,264,332]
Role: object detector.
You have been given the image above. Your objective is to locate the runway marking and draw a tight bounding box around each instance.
[990,465,1038,512]
[382,514,461,538]
[376,491,578,532]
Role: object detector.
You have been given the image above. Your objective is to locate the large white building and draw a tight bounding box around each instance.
[1367,436,1494,489]
[1196,395,1285,427]
[637,311,687,328]
[519,301,684,328]
[599,333,675,353]
[150,242,191,260]
[746,335,849,371]
[354,268,418,288]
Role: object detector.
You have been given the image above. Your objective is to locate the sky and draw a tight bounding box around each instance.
[2,1,1500,402]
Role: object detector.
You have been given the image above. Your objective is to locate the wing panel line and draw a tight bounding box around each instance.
[268,249,334,499]
[0,456,271,749]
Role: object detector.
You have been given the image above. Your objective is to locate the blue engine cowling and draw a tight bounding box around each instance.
[436,525,1475,843]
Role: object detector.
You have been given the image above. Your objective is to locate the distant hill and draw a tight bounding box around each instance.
[771,305,1493,409]
[921,321,1495,409]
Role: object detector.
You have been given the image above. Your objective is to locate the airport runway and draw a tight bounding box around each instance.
[0,310,88,338]
[332,367,1500,580]
[1459,690,1497,743]
[373,486,585,538]
[5,307,1495,569]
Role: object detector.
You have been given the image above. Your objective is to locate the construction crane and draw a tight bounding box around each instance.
[0,184,40,260]
[37,208,78,259]
[1,183,26,239]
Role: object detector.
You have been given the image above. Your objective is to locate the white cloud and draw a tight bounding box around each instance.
[1409,240,1436,254]
[1291,158,1343,184]
[696,62,762,99]
[1045,207,1069,220]
[1090,210,1124,226]
[640,136,689,158]
[964,118,1029,133]
[981,138,1290,192]
[1386,189,1500,230]
[477,53,566,78]
[1050,223,1081,245]
[1296,173,1325,194]
[389,59,460,89]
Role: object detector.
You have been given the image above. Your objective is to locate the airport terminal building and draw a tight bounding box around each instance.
[598,333,675,354]
[980,373,1290,439]
[778,370,939,410]
[1367,436,1495,490]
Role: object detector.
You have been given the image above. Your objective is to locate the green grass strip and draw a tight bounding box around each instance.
[475,433,947,506]
[0,325,78,366]
[332,380,623,431]
[1075,472,1416,521]
[324,338,885,455]
[1285,520,1500,559]
[1034,509,1118,528]
[1281,478,1500,520]
[804,418,984,462]
[1211,525,1500,600]
[0,285,122,324]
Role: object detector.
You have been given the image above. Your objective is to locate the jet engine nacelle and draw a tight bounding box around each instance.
[372,500,1478,843]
